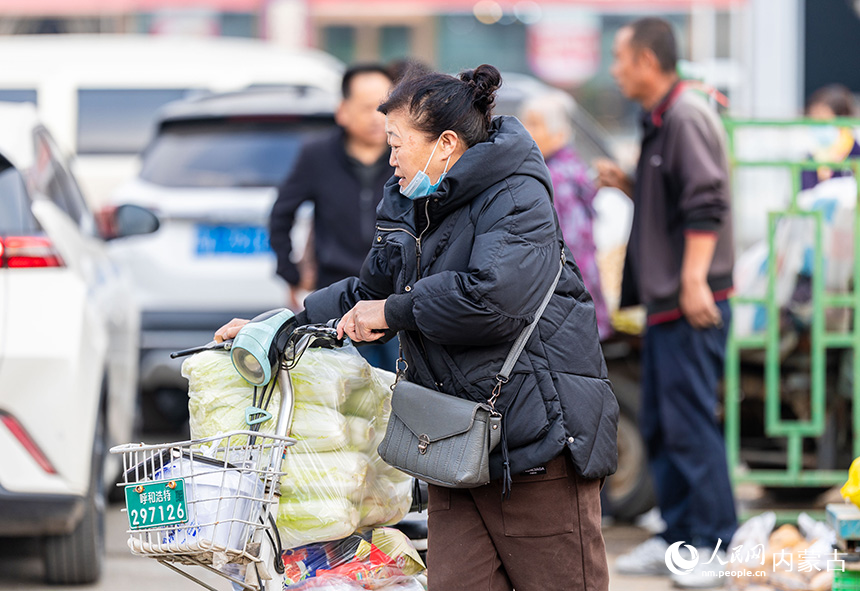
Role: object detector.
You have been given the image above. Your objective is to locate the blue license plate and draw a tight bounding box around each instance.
[196,225,272,256]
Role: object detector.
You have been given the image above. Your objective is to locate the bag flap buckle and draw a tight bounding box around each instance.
[392,381,486,441]
[418,434,430,454]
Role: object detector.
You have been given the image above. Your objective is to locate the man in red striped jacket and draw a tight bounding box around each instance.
[596,16,736,590]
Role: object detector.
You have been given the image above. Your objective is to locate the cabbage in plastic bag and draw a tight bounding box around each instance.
[183,343,410,550]
[281,452,369,502]
[340,370,395,419]
[184,351,279,447]
[277,496,359,549]
[289,346,373,408]
[358,476,413,528]
[292,404,350,452]
[184,354,349,451]
[358,427,412,528]
[344,416,375,451]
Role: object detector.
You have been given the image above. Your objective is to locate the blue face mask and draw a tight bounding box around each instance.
[811,125,839,148]
[400,136,452,200]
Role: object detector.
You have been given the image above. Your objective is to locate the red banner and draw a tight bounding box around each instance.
[0,0,264,16]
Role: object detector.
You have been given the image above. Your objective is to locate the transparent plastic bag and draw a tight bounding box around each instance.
[733,176,857,338]
[182,343,411,550]
[359,431,413,528]
[276,350,408,548]
[282,528,426,590]
[184,353,351,452]
[183,351,280,447]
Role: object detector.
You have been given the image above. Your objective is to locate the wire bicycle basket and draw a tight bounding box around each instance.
[110,429,295,589]
[108,321,421,590]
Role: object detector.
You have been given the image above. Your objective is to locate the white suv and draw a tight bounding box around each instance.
[0,102,140,584]
[106,87,338,426]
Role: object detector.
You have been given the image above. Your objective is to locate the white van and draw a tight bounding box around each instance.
[0,34,343,205]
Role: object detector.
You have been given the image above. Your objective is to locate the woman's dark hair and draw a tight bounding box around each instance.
[377,64,502,147]
[385,58,433,84]
[806,84,856,117]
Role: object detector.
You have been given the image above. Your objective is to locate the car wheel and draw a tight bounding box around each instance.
[43,402,105,584]
[606,373,656,522]
[141,387,189,433]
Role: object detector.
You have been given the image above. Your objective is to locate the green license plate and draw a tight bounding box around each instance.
[124,479,188,530]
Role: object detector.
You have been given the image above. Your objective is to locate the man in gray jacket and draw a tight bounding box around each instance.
[597,17,736,589]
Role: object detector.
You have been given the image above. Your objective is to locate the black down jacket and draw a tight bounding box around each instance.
[302,116,618,480]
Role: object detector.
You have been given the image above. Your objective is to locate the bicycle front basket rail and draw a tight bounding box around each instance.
[110,430,294,568]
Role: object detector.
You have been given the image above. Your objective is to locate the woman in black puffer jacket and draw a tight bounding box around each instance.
[218,65,617,591]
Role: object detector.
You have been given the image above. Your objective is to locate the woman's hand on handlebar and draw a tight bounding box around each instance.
[214,318,250,343]
[337,300,388,343]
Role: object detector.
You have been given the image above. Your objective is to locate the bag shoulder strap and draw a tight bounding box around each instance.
[488,251,565,411]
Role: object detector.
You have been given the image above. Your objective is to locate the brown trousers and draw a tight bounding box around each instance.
[426,453,609,591]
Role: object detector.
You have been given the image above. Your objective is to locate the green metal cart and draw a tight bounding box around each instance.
[723,118,860,513]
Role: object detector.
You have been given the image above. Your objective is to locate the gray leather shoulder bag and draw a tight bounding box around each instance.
[377,252,565,489]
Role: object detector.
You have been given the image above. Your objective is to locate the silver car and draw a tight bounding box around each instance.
[106,87,338,428]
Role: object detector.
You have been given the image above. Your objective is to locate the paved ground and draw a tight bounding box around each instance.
[0,504,224,590]
[0,502,675,591]
[2,473,840,591]
[605,524,676,591]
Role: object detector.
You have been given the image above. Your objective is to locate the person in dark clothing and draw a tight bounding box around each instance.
[270,64,393,301]
[219,64,617,591]
[596,18,737,589]
[271,128,392,291]
[269,63,397,369]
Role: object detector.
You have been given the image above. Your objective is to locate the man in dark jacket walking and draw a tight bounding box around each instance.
[597,17,737,589]
[269,63,396,368]
[271,64,393,300]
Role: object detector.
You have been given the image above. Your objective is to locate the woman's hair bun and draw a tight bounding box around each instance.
[460,64,502,114]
